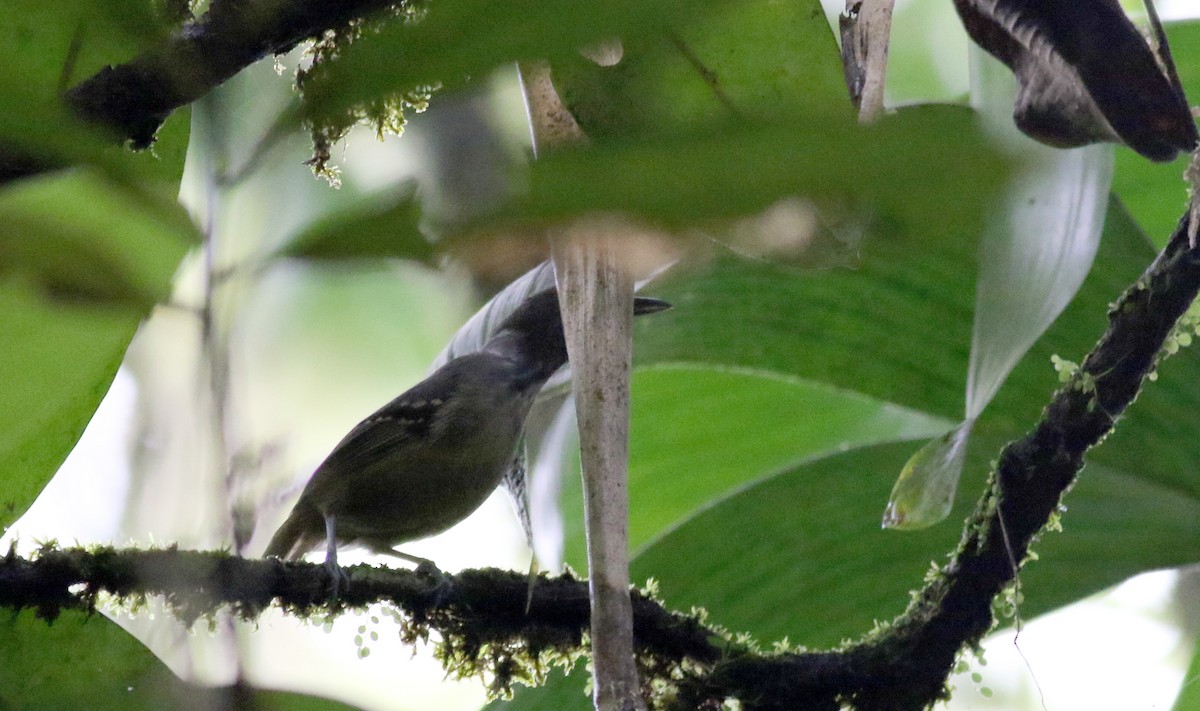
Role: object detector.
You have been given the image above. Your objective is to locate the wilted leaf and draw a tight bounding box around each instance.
[952,0,1197,161]
[1112,20,1200,243]
[884,50,1114,530]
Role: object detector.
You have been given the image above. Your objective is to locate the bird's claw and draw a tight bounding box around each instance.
[415,560,453,608]
[324,559,351,599]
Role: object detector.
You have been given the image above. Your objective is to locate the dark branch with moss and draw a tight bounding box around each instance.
[3,214,1198,709]
[0,544,723,700]
[63,0,404,150]
[676,215,1200,710]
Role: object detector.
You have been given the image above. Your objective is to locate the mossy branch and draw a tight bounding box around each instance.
[0,544,723,701]
[4,214,1198,709]
[70,0,407,149]
[676,213,1200,710]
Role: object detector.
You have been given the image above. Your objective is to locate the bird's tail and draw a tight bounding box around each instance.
[262,505,322,561]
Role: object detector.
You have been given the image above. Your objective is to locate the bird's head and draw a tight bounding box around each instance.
[486,288,671,384]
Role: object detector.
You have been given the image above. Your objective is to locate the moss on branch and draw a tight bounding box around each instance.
[5,218,1198,708]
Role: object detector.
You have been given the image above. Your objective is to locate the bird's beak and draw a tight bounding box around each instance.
[633,297,672,316]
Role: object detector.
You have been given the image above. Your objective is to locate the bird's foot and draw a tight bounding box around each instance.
[414,559,454,608]
[324,558,351,599]
[371,547,454,607]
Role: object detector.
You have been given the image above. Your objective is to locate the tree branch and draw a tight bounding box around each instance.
[678,212,1200,709]
[62,0,399,150]
[0,545,720,696]
[6,216,1198,708]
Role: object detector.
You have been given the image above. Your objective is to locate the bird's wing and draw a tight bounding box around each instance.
[319,374,456,473]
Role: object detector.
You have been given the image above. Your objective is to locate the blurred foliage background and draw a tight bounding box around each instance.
[2,0,1200,709]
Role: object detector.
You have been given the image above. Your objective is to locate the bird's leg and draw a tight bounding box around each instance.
[323,515,350,596]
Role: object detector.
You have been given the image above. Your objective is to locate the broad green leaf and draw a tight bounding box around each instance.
[558,366,952,572]
[638,195,1200,593]
[634,441,977,648]
[0,283,135,529]
[641,447,1200,648]
[0,610,361,710]
[276,181,435,265]
[0,169,197,528]
[501,441,1200,710]
[629,197,1198,500]
[1111,20,1200,245]
[629,237,976,421]
[884,49,1113,530]
[544,195,1200,634]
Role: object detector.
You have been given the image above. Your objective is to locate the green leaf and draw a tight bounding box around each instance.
[549,195,1200,644]
[276,181,435,265]
[503,438,1200,710]
[629,198,1196,499]
[643,446,1200,646]
[0,170,197,305]
[630,238,975,421]
[556,366,951,572]
[0,169,196,528]
[633,197,1200,608]
[635,441,974,647]
[0,610,362,710]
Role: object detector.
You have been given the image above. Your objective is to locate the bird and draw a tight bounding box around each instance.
[262,287,671,588]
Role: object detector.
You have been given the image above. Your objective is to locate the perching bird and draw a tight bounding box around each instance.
[263,287,671,585]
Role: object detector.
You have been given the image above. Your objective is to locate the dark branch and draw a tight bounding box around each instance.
[679,213,1200,710]
[0,545,722,696]
[62,0,399,151]
[5,214,1199,708]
